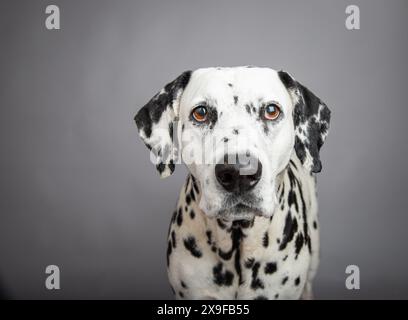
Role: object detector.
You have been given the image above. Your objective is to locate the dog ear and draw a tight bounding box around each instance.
[278,70,331,173]
[134,71,192,178]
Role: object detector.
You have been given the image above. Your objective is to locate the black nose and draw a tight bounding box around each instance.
[215,154,262,193]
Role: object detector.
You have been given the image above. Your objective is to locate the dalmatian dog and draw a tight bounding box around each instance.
[134,66,330,300]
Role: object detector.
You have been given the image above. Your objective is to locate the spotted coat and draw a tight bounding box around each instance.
[167,154,319,300]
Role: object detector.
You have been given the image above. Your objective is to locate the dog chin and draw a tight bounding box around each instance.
[216,203,272,221]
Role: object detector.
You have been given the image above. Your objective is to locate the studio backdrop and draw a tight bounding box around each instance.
[0,0,407,299]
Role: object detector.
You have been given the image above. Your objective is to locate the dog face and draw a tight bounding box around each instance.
[135,66,330,220]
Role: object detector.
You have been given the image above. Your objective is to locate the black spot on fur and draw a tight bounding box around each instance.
[217,219,227,229]
[232,129,239,135]
[223,137,229,143]
[189,188,196,202]
[295,276,300,286]
[213,262,234,286]
[232,226,246,283]
[233,96,239,105]
[279,181,285,199]
[168,122,174,139]
[191,175,200,194]
[313,221,318,229]
[250,262,264,290]
[290,159,298,170]
[295,233,304,258]
[264,262,277,274]
[287,162,298,190]
[176,208,183,226]
[228,83,233,87]
[295,177,312,253]
[181,281,187,289]
[279,211,298,251]
[166,241,172,266]
[282,276,289,285]
[183,236,202,258]
[288,190,299,212]
[244,102,255,115]
[206,230,212,245]
[171,231,176,248]
[168,160,175,174]
[217,225,245,285]
[275,293,279,299]
[185,175,190,193]
[179,291,184,298]
[263,232,269,247]
[190,209,195,219]
[254,295,268,300]
[245,104,252,114]
[218,249,232,260]
[156,162,166,174]
[263,125,269,134]
[245,258,255,269]
[287,166,311,254]
[185,195,191,205]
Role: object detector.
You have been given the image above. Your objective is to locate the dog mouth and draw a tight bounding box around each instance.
[199,188,274,220]
[235,203,250,210]
[217,201,264,220]
[235,203,258,212]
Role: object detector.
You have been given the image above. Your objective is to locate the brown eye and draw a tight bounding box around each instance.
[191,106,208,122]
[264,104,281,120]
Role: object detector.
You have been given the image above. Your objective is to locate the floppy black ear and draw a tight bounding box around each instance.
[278,70,331,173]
[134,71,192,178]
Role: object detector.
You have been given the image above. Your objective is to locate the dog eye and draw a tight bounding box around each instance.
[264,104,281,120]
[191,106,208,122]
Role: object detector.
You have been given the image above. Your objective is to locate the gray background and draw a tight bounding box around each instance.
[0,0,407,299]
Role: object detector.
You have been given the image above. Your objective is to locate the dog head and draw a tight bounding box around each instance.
[135,66,330,220]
